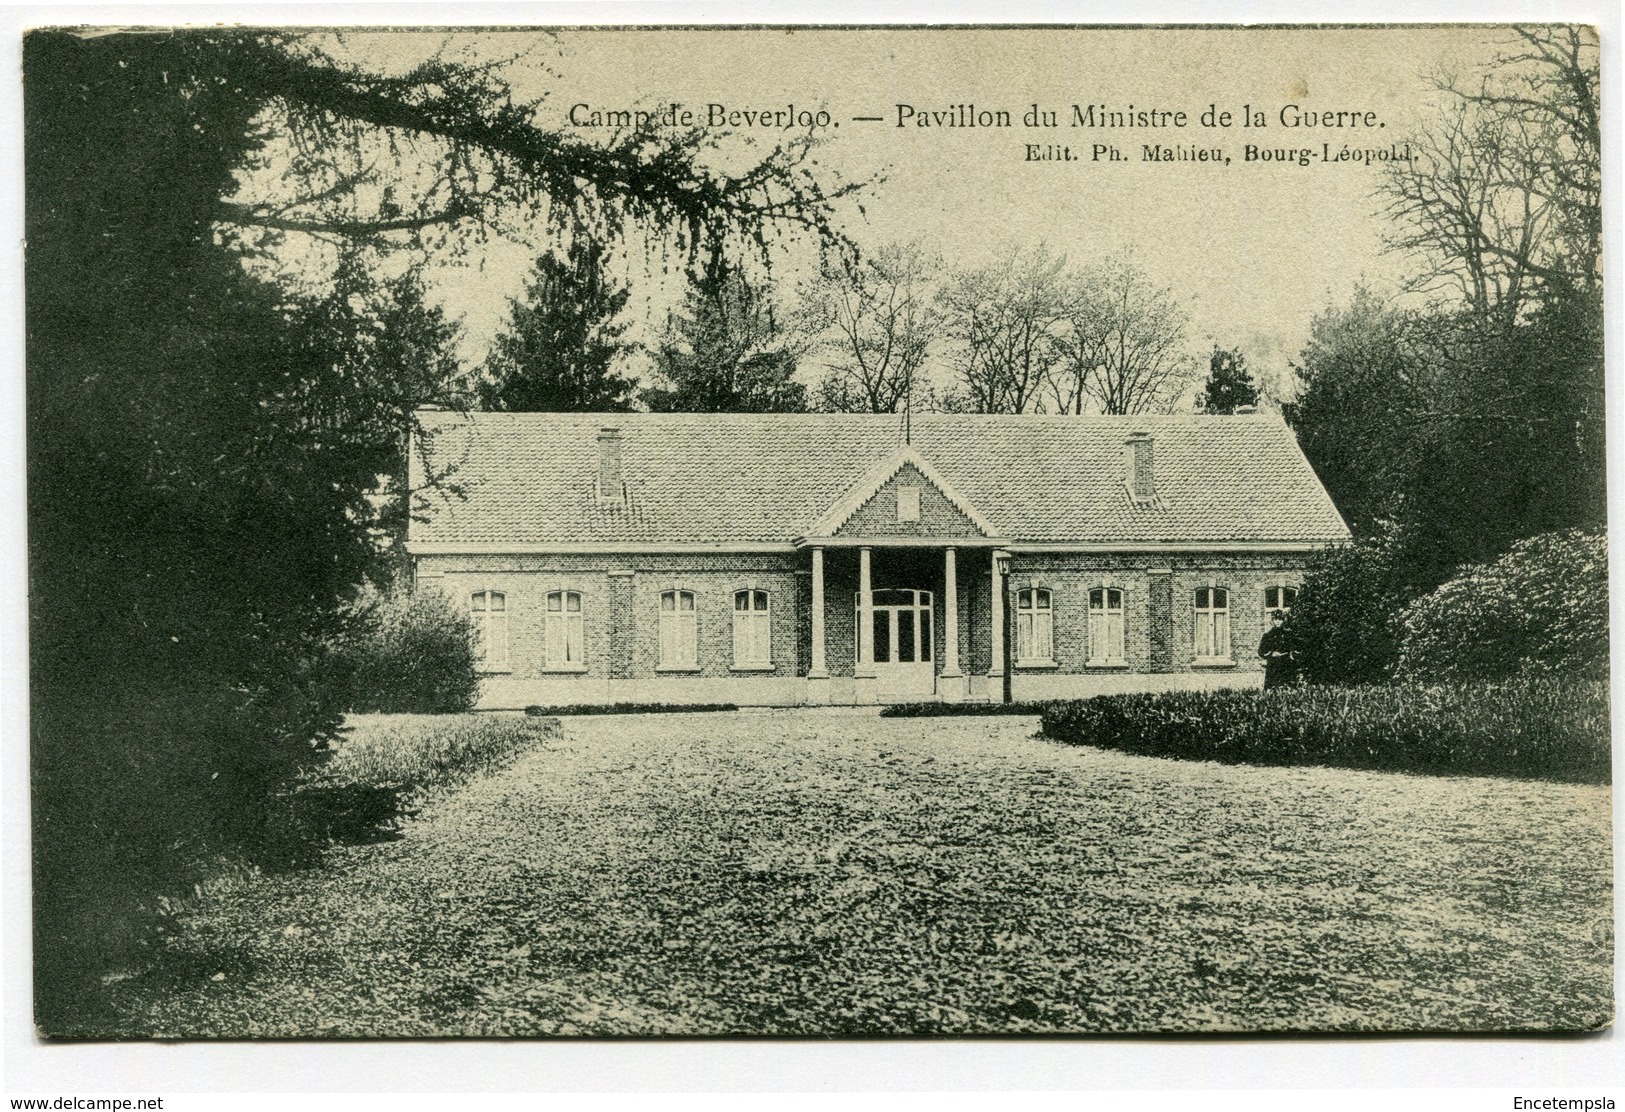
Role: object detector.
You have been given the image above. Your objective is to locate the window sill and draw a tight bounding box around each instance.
[1014,658,1059,670]
[1085,659,1129,670]
[655,665,702,674]
[730,663,777,673]
[541,664,589,675]
[1192,658,1236,668]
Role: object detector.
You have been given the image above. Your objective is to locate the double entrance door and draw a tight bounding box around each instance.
[858,588,935,700]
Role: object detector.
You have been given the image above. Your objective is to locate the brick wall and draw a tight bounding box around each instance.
[1147,570,1173,671]
[416,547,1313,706]
[416,553,617,683]
[836,463,985,538]
[630,561,802,679]
[1001,552,1311,681]
[608,571,635,679]
[417,552,802,706]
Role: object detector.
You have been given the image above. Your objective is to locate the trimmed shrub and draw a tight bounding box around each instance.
[1395,528,1608,682]
[1039,679,1610,784]
[881,701,1056,718]
[339,586,481,714]
[525,703,736,716]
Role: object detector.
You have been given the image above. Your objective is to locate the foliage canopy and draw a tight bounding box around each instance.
[1284,29,1603,685]
[25,27,859,1024]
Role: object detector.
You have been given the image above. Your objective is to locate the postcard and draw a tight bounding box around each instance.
[24,23,1610,1038]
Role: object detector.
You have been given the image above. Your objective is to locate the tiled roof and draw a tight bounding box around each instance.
[408,410,1351,548]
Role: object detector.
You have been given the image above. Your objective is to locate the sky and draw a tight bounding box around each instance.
[320,25,1520,401]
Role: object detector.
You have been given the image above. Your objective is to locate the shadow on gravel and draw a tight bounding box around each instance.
[264,782,416,870]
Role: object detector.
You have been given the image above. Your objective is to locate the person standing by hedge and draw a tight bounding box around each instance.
[1258,610,1297,689]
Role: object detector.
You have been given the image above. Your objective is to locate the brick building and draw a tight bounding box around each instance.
[407,410,1350,708]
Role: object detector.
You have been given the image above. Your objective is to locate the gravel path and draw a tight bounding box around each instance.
[110,712,1613,1036]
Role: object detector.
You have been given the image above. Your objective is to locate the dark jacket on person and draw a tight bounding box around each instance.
[1258,623,1296,689]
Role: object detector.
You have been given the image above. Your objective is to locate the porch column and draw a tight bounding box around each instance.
[809,546,828,679]
[940,547,962,678]
[856,546,876,679]
[988,548,1005,679]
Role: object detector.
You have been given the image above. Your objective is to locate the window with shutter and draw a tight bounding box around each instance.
[732,589,772,667]
[659,590,697,669]
[1088,587,1125,664]
[1194,586,1231,661]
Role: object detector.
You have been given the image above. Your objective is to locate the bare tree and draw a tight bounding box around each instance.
[1384,26,1600,328]
[939,245,1068,414]
[1052,257,1195,415]
[811,242,941,413]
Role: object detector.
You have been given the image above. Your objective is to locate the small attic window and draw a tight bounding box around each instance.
[897,485,920,523]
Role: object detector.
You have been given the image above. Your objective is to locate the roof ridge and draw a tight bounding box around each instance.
[422,408,1284,425]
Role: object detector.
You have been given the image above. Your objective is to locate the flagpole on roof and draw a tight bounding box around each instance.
[904,363,913,445]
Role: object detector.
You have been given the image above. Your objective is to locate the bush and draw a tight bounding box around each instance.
[33,669,344,1033]
[1395,529,1608,682]
[1039,679,1610,784]
[1283,524,1418,685]
[338,586,481,714]
[880,701,1056,718]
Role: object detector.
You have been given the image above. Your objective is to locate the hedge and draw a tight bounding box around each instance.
[525,703,737,716]
[277,714,563,858]
[1039,679,1611,784]
[880,701,1057,718]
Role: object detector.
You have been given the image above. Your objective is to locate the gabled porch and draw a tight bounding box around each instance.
[797,443,1011,705]
[802,542,1011,705]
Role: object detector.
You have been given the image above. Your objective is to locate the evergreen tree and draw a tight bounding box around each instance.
[479,240,636,412]
[27,37,462,1024]
[643,259,808,413]
[1197,346,1259,414]
[1284,289,1426,536]
[24,28,854,1026]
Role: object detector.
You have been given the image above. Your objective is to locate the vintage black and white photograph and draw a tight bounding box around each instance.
[23,22,1611,1039]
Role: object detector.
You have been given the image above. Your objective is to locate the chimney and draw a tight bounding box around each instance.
[1125,432,1155,502]
[1235,404,1258,415]
[597,426,624,501]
